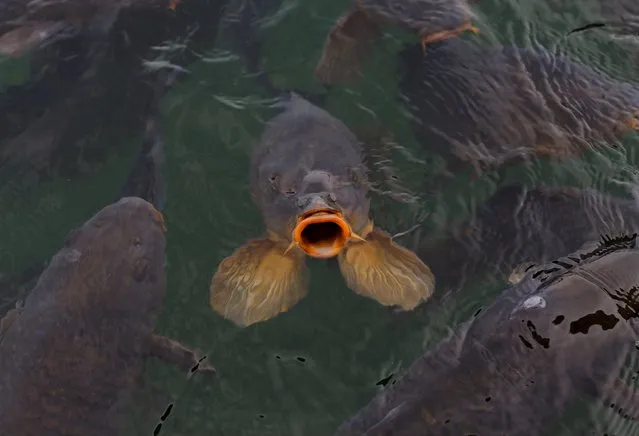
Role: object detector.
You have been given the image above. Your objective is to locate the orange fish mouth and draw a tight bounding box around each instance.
[291,208,354,259]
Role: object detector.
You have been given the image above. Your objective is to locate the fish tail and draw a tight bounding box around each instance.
[338,226,435,310]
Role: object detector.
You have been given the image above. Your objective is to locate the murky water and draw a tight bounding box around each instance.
[1,0,639,435]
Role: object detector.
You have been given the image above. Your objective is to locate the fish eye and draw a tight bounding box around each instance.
[267,174,280,192]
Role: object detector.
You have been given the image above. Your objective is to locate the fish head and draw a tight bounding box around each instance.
[259,163,371,259]
[63,196,166,313]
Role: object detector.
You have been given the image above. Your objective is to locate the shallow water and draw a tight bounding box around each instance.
[1,0,639,435]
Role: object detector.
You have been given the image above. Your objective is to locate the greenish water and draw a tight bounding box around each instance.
[2,0,639,435]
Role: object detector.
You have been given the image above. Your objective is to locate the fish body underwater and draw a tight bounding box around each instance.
[314,0,479,85]
[399,38,639,175]
[0,197,214,436]
[417,184,639,292]
[210,94,434,327]
[336,233,639,435]
[0,0,180,56]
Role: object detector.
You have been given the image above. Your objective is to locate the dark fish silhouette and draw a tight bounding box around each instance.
[209,94,434,327]
[0,197,214,436]
[416,184,639,292]
[0,0,181,56]
[314,0,479,84]
[119,70,178,212]
[399,38,639,176]
[336,233,639,435]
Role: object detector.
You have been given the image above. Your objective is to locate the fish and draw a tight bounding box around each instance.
[0,0,180,57]
[415,184,639,293]
[209,94,435,327]
[119,69,179,212]
[0,197,215,436]
[336,233,639,435]
[314,0,479,84]
[398,38,639,176]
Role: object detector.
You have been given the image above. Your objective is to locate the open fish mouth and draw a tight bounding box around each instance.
[291,208,357,258]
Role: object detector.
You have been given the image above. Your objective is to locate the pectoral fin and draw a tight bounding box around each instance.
[314,10,381,85]
[148,334,216,376]
[338,227,435,310]
[210,238,308,327]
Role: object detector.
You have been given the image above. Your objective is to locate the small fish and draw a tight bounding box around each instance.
[209,94,434,327]
[314,0,479,84]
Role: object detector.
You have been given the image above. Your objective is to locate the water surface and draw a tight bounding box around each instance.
[1,0,639,435]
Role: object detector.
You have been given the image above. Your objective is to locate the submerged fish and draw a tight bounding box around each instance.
[0,0,181,56]
[336,233,639,436]
[399,38,639,176]
[416,184,639,292]
[210,94,434,327]
[314,0,479,84]
[0,197,214,436]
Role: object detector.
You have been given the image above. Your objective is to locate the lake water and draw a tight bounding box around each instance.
[1,0,639,435]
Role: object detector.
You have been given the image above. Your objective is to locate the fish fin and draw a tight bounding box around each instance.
[314,9,381,85]
[210,237,308,327]
[147,334,216,376]
[338,227,435,310]
[0,22,76,57]
[0,307,22,337]
[507,261,538,285]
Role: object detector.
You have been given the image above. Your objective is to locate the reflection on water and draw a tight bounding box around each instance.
[1,0,639,435]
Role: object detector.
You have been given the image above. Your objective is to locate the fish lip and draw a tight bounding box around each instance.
[293,208,352,259]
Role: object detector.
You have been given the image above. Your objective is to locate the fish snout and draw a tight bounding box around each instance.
[291,193,353,259]
[295,192,337,212]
